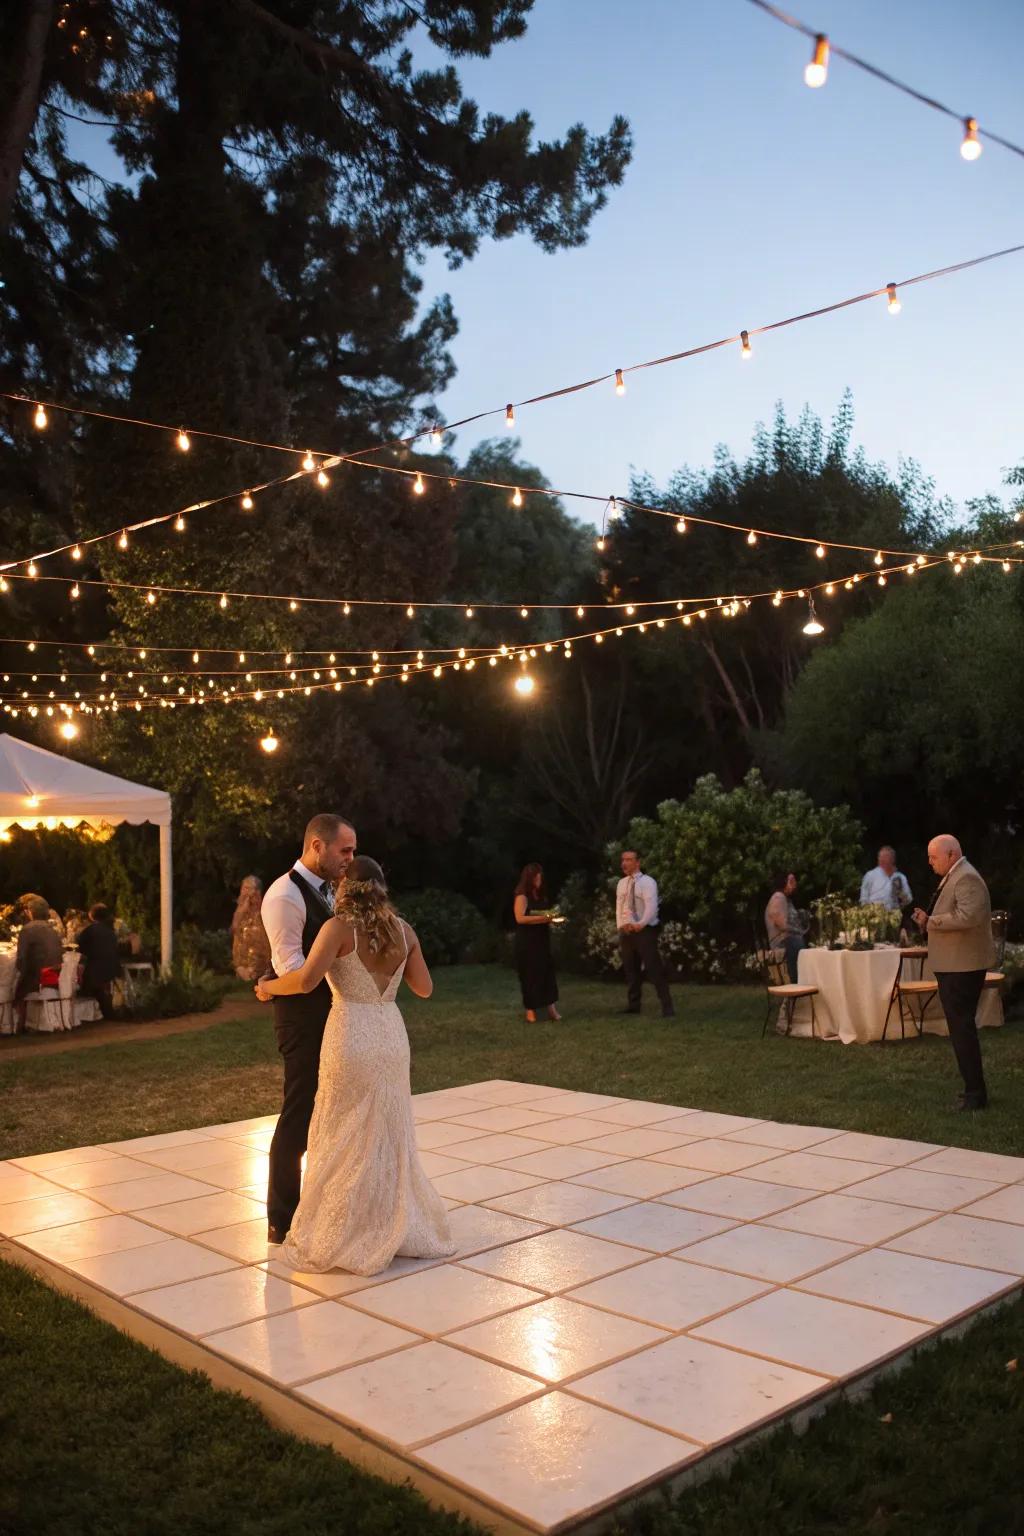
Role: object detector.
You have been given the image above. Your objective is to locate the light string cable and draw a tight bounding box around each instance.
[4,549,1021,716]
[5,237,1024,574]
[744,0,1024,162]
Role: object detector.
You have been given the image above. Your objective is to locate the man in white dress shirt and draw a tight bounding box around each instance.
[615,849,674,1018]
[261,813,357,1242]
[859,846,912,911]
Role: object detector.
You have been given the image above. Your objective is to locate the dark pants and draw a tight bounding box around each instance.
[267,1010,329,1232]
[935,969,988,1102]
[783,936,807,984]
[85,980,115,1020]
[620,927,673,1014]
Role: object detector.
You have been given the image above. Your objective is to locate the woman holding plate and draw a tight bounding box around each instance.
[512,863,561,1023]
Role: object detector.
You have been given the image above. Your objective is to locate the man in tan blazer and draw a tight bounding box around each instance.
[913,835,995,1111]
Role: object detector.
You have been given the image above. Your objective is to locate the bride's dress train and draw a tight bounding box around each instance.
[279,937,454,1275]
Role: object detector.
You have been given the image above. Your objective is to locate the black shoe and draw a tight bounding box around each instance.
[267,1224,289,1244]
[951,1096,988,1112]
[620,1007,641,1015]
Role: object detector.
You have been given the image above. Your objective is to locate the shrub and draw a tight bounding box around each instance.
[582,912,748,983]
[129,962,229,1021]
[396,888,486,966]
[176,925,233,974]
[618,769,862,947]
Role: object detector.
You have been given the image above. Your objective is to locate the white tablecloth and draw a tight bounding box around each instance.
[789,946,1003,1044]
[0,949,103,1034]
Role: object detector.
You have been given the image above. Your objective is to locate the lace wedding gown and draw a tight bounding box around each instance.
[279,936,454,1275]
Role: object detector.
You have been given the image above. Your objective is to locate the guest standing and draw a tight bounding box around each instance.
[513,864,561,1023]
[77,903,123,1019]
[616,850,674,1018]
[913,836,995,1112]
[765,872,809,983]
[231,874,272,981]
[860,846,913,911]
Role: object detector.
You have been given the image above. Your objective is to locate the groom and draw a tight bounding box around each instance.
[260,813,357,1243]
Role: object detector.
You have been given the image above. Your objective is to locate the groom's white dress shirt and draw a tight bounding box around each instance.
[616,872,659,931]
[261,858,334,976]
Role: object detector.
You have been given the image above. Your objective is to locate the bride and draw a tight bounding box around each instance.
[255,856,454,1275]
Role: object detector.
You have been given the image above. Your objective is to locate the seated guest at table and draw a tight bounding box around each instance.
[77,903,123,1019]
[860,846,913,912]
[63,908,90,944]
[765,872,809,983]
[13,894,63,1030]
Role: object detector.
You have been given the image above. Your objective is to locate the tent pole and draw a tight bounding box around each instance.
[159,820,173,974]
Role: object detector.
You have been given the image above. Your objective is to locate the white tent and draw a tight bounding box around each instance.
[0,734,173,971]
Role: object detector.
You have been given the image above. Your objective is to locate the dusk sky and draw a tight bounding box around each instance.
[69,0,1023,520]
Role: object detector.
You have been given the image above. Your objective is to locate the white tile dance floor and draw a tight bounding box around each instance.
[4,1082,1024,1533]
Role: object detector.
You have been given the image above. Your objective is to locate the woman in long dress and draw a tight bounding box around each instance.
[231,875,271,981]
[255,856,453,1276]
[513,862,561,1023]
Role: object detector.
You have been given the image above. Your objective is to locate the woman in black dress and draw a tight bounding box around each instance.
[513,863,561,1023]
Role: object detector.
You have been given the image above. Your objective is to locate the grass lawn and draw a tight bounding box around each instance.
[2,966,1022,1535]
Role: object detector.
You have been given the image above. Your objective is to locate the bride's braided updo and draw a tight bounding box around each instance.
[334,855,404,956]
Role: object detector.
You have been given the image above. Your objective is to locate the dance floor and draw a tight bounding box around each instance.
[4,1082,1024,1534]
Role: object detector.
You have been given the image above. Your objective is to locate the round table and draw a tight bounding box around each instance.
[0,948,103,1034]
[788,946,1004,1044]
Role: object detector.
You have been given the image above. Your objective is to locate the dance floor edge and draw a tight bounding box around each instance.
[3,1080,1024,1535]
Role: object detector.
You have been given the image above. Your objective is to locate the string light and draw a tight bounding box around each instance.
[176,429,191,452]
[71,544,82,560]
[406,605,415,618]
[960,117,982,161]
[607,496,621,520]
[259,730,279,754]
[174,515,186,532]
[505,403,515,428]
[146,590,156,605]
[886,283,901,315]
[430,424,443,446]
[27,562,37,578]
[316,467,329,488]
[747,530,757,546]
[802,596,824,635]
[118,531,128,550]
[70,584,80,599]
[512,487,523,508]
[676,518,687,534]
[219,594,228,609]
[59,720,78,741]
[302,451,315,472]
[33,403,48,430]
[815,544,826,558]
[413,473,425,495]
[615,368,625,396]
[874,551,883,566]
[740,330,752,360]
[241,492,254,510]
[804,33,829,87]
[514,673,535,697]
[596,534,606,551]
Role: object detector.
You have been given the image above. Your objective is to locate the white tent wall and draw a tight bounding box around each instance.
[0,735,173,972]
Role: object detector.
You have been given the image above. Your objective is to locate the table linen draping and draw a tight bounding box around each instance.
[788,946,1003,1043]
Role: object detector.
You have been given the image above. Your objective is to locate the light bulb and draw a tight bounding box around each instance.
[118,531,128,550]
[1003,561,1012,573]
[614,368,625,396]
[176,429,191,452]
[413,472,425,495]
[512,487,523,508]
[465,606,474,618]
[577,605,585,618]
[886,282,901,315]
[505,403,515,428]
[740,330,752,360]
[596,535,606,551]
[825,582,834,595]
[241,492,253,510]
[608,495,620,520]
[406,605,415,618]
[219,593,228,609]
[430,424,442,446]
[260,731,279,754]
[28,561,37,577]
[192,651,199,663]
[676,518,687,534]
[815,544,826,559]
[289,599,298,611]
[146,590,156,605]
[960,117,982,161]
[302,451,315,472]
[70,584,79,599]
[317,468,329,488]
[520,607,529,619]
[514,673,535,697]
[746,530,757,546]
[878,574,887,586]
[804,33,829,88]
[59,721,78,741]
[874,551,883,566]
[71,544,82,560]
[175,515,186,532]
[34,403,48,429]
[342,603,351,616]
[802,598,824,636]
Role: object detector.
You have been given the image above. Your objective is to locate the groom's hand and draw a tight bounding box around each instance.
[255,973,274,1002]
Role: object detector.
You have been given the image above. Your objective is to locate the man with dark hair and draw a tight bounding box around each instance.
[77,903,123,1019]
[260,814,357,1243]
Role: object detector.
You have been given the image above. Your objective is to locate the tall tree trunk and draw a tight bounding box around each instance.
[0,0,53,235]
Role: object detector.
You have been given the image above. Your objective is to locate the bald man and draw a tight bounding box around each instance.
[913,836,995,1112]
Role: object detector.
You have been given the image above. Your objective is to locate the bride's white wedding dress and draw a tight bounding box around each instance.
[279,934,454,1275]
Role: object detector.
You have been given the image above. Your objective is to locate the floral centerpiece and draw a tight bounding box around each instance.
[811,895,900,950]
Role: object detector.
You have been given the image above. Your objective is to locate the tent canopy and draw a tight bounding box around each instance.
[0,733,170,830]
[0,734,174,972]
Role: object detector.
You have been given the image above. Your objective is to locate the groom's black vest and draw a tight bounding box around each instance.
[272,871,332,1029]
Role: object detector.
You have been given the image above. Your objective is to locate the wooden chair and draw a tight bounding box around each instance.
[754,941,819,1038]
[882,951,938,1041]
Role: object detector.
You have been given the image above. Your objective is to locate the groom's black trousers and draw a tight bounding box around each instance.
[267,988,330,1234]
